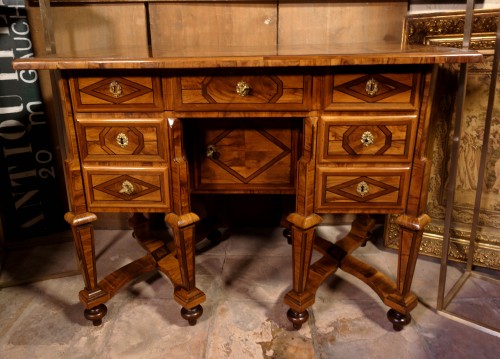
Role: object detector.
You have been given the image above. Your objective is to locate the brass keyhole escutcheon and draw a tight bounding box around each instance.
[356,181,369,197]
[109,80,123,98]
[365,78,379,96]
[206,144,218,159]
[119,180,134,195]
[361,131,374,147]
[236,80,251,97]
[116,133,129,148]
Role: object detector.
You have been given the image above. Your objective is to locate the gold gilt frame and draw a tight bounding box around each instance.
[384,9,500,270]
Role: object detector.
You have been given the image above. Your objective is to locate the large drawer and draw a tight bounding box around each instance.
[83,167,170,211]
[186,118,299,193]
[170,70,311,111]
[70,73,163,112]
[76,116,167,162]
[317,115,417,163]
[315,167,410,213]
[324,66,422,111]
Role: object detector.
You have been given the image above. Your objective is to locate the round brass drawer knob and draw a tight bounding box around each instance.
[116,133,129,148]
[119,180,134,195]
[236,80,251,97]
[365,78,379,96]
[356,181,370,197]
[361,131,374,147]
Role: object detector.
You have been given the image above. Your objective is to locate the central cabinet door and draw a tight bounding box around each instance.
[186,118,299,194]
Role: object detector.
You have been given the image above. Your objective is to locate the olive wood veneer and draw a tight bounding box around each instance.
[13,43,481,330]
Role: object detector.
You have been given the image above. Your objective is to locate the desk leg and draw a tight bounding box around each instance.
[386,213,430,330]
[284,212,323,329]
[65,212,108,326]
[165,212,206,325]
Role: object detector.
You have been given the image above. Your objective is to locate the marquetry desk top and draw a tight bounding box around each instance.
[13,42,482,70]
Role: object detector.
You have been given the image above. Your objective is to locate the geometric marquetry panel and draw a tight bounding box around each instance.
[205,126,291,184]
[80,77,152,104]
[93,174,160,201]
[176,73,310,111]
[334,74,412,103]
[316,168,409,213]
[319,116,415,163]
[192,119,298,192]
[77,120,165,162]
[325,175,399,203]
[326,70,419,111]
[71,75,162,112]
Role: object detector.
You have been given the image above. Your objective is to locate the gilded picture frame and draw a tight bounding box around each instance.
[384,9,500,270]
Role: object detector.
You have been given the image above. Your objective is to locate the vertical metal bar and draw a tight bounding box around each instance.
[39,0,57,55]
[466,16,500,272]
[436,0,476,311]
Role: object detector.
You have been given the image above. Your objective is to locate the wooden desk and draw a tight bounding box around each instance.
[13,43,481,330]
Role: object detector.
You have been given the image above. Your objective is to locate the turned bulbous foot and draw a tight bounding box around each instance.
[283,228,292,245]
[181,305,203,326]
[387,309,411,331]
[84,304,108,326]
[287,308,309,330]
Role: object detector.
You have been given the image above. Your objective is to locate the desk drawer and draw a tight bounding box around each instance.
[187,118,299,193]
[171,71,311,111]
[315,167,409,213]
[70,74,163,112]
[324,67,421,111]
[83,167,170,211]
[317,115,416,163]
[76,117,167,162]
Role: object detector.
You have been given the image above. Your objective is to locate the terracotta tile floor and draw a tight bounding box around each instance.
[1,226,499,358]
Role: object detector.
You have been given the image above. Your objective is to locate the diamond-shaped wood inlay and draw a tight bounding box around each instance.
[99,127,144,155]
[326,176,398,202]
[342,125,392,155]
[94,175,159,200]
[80,77,152,104]
[207,126,291,183]
[335,74,411,103]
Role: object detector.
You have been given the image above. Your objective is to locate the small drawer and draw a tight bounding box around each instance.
[324,67,421,111]
[83,167,170,211]
[70,74,163,112]
[76,116,167,162]
[315,167,409,213]
[186,118,299,193]
[317,115,417,163]
[171,70,311,111]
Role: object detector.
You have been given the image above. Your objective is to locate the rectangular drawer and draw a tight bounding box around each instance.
[315,167,409,213]
[76,116,167,162]
[70,74,163,112]
[317,115,417,163]
[324,66,421,111]
[186,118,299,193]
[83,167,170,211]
[170,70,311,111]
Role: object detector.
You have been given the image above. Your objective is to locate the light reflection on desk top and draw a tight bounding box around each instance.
[13,42,483,70]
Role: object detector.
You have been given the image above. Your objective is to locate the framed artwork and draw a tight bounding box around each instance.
[384,9,500,270]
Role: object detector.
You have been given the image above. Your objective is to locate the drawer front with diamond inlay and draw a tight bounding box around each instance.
[315,167,410,213]
[76,117,167,162]
[171,71,311,111]
[70,73,163,112]
[324,67,421,111]
[187,118,299,193]
[317,115,417,163]
[83,167,170,211]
